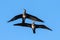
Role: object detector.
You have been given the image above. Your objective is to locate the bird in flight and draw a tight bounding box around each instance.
[14,22,52,34]
[8,9,44,23]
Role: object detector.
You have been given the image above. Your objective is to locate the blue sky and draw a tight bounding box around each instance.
[0,0,60,40]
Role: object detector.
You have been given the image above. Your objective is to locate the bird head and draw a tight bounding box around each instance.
[23,9,26,14]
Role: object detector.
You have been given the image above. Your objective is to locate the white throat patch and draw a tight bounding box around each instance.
[32,24,35,29]
[23,14,26,18]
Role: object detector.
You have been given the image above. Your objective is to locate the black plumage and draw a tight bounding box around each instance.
[14,23,52,33]
[8,9,44,23]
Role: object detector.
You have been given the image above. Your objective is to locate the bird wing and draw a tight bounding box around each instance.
[8,14,22,22]
[26,13,44,22]
[36,25,52,31]
[14,23,31,28]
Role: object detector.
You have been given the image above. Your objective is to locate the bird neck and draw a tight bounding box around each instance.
[23,9,26,18]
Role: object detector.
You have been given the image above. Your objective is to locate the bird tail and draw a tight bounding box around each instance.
[32,29,36,34]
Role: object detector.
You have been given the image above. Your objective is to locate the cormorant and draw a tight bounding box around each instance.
[8,9,44,23]
[14,22,52,33]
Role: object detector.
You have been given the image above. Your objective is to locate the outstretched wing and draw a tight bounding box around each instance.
[8,14,22,22]
[36,25,52,31]
[26,13,44,22]
[14,23,31,28]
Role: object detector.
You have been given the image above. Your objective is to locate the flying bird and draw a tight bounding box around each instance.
[8,9,44,23]
[14,22,52,34]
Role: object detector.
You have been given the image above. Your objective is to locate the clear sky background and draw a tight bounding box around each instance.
[0,0,60,40]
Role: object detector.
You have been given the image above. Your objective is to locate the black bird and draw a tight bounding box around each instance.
[8,9,44,23]
[14,22,52,34]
